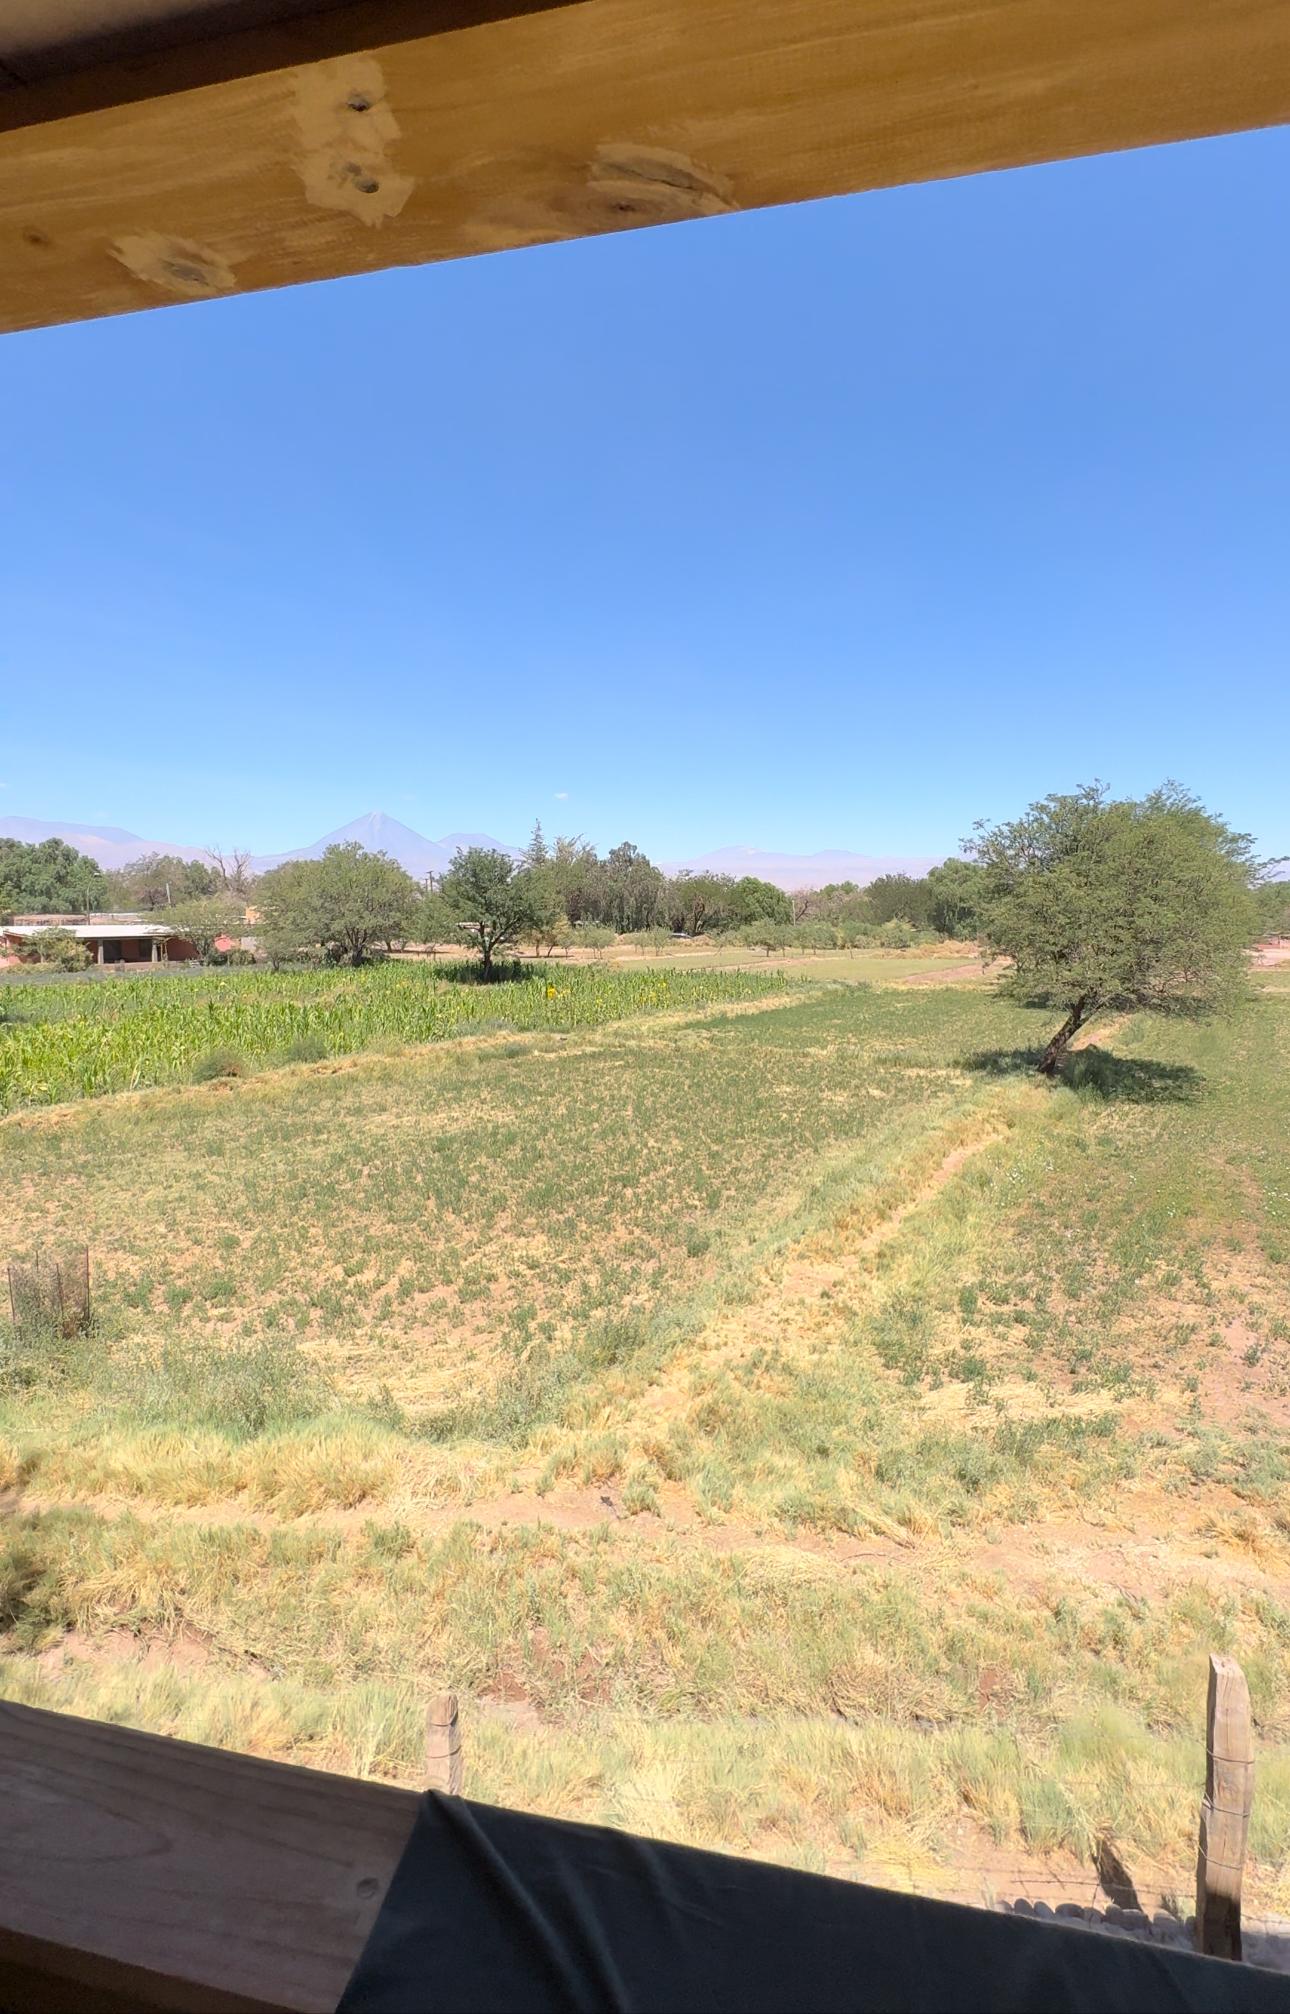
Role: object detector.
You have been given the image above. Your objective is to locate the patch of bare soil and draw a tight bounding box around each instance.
[896,960,992,987]
[36,1622,223,1679]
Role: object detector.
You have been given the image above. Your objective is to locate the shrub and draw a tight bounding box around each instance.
[283,1034,328,1064]
[30,929,91,972]
[110,1336,332,1438]
[191,1048,249,1082]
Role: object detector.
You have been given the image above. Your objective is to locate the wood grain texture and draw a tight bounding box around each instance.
[1195,1653,1254,1962]
[2,0,1289,334]
[0,0,578,110]
[0,1700,419,2012]
[425,1691,464,1795]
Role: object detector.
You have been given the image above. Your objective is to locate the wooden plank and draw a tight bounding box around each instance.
[425,1690,464,1794]
[3,0,1290,335]
[1195,1652,1254,1962]
[0,1699,419,2013]
[0,1,578,114]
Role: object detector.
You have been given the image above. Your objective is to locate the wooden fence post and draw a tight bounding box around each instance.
[1195,1653,1253,1960]
[425,1692,463,1796]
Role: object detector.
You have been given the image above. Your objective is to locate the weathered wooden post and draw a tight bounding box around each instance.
[1195,1653,1253,1960]
[425,1692,463,1795]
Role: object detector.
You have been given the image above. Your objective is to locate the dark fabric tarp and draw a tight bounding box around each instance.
[338,1793,1290,2014]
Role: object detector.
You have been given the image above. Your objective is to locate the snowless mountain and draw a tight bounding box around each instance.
[4,814,939,891]
[248,813,517,879]
[1,812,519,881]
[0,815,213,874]
[670,845,941,891]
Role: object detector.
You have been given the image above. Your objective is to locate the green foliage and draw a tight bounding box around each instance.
[729,876,792,927]
[163,896,245,962]
[102,852,218,910]
[28,927,92,971]
[1254,876,1290,939]
[440,847,543,979]
[865,873,935,929]
[973,783,1257,1070]
[0,837,104,918]
[737,919,789,956]
[602,842,665,933]
[256,844,417,967]
[925,858,986,938]
[110,1337,333,1438]
[191,1047,249,1082]
[0,962,786,1110]
[664,873,737,936]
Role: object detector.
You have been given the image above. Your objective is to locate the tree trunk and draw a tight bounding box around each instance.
[1037,996,1090,1075]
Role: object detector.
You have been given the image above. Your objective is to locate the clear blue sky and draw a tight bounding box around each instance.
[3,124,1287,864]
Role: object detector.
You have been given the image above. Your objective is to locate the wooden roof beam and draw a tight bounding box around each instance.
[2,0,1289,335]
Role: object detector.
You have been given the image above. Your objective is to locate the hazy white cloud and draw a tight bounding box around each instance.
[554,791,569,801]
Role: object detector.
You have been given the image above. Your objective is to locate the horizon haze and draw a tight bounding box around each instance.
[0,810,941,892]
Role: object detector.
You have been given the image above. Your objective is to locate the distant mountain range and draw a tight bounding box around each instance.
[248,813,514,880]
[663,845,940,891]
[1,812,939,892]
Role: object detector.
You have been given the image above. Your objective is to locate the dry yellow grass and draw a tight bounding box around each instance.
[3,980,1290,1910]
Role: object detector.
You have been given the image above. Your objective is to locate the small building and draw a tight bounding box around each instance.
[0,914,198,966]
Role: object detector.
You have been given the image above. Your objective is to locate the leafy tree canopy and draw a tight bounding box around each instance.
[164,896,246,962]
[866,873,934,929]
[728,876,792,927]
[440,847,543,979]
[256,844,417,966]
[28,926,92,970]
[0,837,104,918]
[104,852,218,910]
[925,858,986,940]
[971,783,1258,1073]
[1253,875,1290,938]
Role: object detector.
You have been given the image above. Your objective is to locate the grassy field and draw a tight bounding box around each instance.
[2,969,1289,1913]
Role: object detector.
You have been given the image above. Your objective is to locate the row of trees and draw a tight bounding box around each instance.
[6,802,1285,1080]
[0,837,255,921]
[247,831,995,976]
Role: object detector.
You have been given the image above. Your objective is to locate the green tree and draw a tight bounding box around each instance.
[256,844,417,966]
[1253,875,1290,938]
[603,842,664,932]
[865,873,934,929]
[164,896,245,962]
[925,858,986,939]
[412,889,456,954]
[728,875,792,927]
[549,836,605,926]
[740,919,788,956]
[0,838,104,917]
[524,865,569,956]
[972,783,1257,1075]
[106,852,217,910]
[663,872,736,936]
[440,847,541,979]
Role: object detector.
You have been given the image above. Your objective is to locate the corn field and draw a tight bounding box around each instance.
[0,964,787,1112]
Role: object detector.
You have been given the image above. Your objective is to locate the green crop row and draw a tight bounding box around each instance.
[0,963,788,1111]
